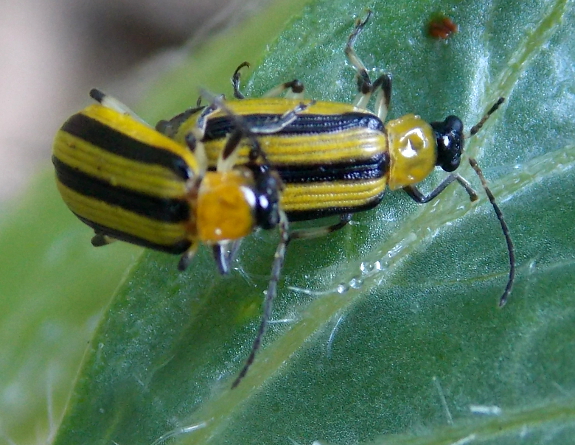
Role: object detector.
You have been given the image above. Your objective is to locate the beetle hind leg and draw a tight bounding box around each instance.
[91,232,117,247]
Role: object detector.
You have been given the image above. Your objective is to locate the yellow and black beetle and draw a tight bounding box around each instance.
[159,12,511,259]
[52,88,295,273]
[53,87,312,387]
[156,11,515,385]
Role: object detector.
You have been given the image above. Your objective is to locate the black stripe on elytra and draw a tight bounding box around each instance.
[61,113,192,180]
[53,156,190,223]
[285,191,386,222]
[203,112,384,141]
[79,216,191,254]
[273,152,389,184]
[217,152,389,184]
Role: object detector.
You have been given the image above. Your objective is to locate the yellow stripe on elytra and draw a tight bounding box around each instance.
[281,177,388,212]
[219,98,366,116]
[203,128,386,166]
[54,131,190,199]
[56,181,189,246]
[173,98,378,159]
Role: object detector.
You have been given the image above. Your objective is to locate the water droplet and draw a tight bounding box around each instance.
[360,261,373,274]
[349,276,363,289]
[336,283,349,294]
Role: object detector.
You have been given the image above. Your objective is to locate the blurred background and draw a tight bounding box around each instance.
[0,0,271,203]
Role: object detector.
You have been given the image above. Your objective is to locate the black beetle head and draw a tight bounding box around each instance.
[252,165,281,230]
[430,115,464,172]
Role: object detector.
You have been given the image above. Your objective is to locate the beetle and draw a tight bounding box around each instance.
[52,88,299,276]
[156,11,515,386]
[53,86,315,387]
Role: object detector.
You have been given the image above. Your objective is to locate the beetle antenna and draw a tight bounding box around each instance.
[465,97,514,306]
[232,211,291,388]
[467,97,505,138]
[468,158,515,306]
[200,90,296,387]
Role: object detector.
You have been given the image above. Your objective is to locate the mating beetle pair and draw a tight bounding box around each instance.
[53,11,514,387]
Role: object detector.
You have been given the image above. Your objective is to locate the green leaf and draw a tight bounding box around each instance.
[48,0,575,443]
[0,173,140,444]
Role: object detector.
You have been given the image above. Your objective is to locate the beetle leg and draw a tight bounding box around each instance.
[403,174,479,203]
[290,214,352,240]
